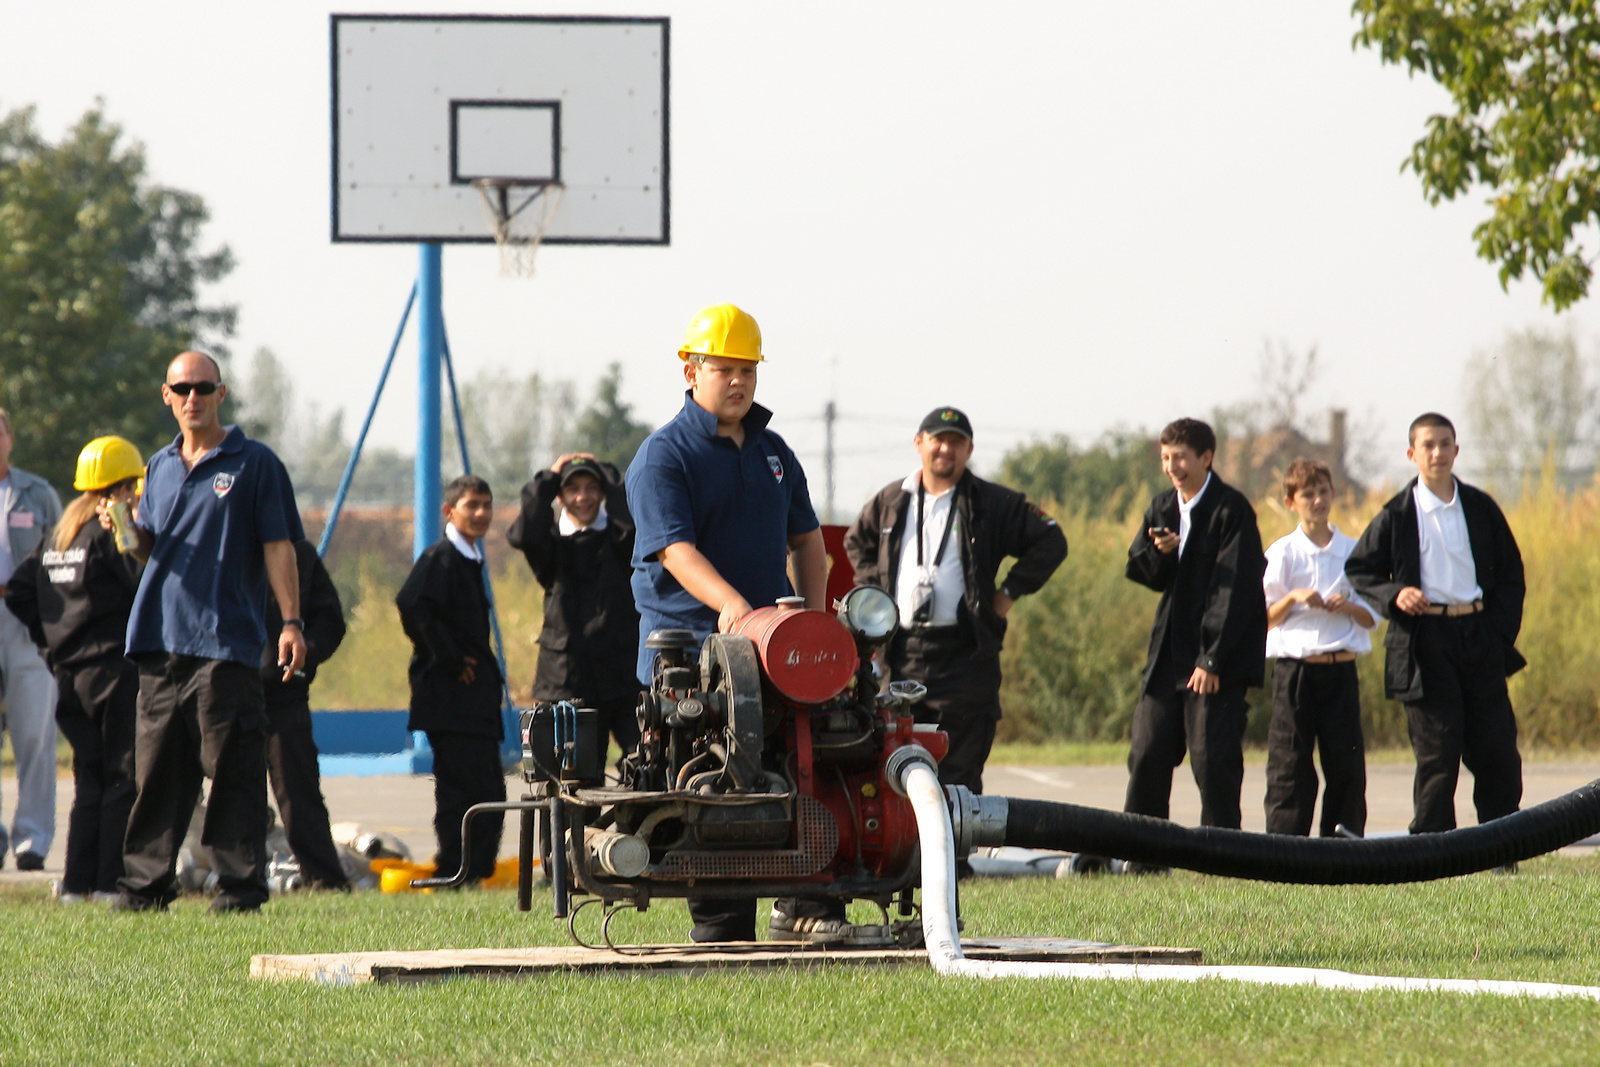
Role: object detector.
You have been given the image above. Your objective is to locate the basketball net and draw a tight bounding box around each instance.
[472,179,565,277]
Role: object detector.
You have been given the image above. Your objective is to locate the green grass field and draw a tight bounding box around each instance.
[6,855,1600,1065]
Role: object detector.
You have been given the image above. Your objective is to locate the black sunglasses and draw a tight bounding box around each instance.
[167,380,220,396]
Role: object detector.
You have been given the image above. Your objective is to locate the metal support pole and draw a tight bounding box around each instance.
[414,242,444,560]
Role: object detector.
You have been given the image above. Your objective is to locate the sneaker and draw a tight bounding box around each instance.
[49,880,88,904]
[209,896,262,915]
[768,910,892,947]
[108,892,165,913]
[91,892,121,905]
[15,851,45,872]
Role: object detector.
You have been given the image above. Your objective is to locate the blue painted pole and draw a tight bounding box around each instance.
[317,283,416,559]
[414,243,443,559]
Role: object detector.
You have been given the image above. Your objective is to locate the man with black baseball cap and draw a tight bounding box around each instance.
[846,406,1066,794]
[508,452,641,759]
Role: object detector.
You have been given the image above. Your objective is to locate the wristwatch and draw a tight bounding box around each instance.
[282,618,305,630]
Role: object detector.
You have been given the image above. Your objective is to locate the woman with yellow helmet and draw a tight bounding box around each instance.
[4,436,145,903]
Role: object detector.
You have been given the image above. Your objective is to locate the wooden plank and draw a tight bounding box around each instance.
[250,938,1202,985]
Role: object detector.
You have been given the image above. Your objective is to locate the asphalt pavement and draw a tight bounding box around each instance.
[3,757,1597,887]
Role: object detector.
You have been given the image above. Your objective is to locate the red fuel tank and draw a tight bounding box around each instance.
[728,601,860,705]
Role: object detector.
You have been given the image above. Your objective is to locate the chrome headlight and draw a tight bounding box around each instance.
[838,585,899,643]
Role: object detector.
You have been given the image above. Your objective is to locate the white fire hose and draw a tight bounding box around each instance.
[895,750,1600,1000]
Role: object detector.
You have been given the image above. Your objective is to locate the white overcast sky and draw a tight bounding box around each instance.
[3,1,1592,516]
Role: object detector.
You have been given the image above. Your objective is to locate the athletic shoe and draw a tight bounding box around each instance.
[15,851,45,871]
[108,892,165,913]
[91,892,121,905]
[768,909,892,946]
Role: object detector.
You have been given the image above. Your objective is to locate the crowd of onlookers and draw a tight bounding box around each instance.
[0,306,1527,930]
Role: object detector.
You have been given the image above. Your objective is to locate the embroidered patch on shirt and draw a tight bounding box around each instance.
[213,473,235,498]
[767,455,784,482]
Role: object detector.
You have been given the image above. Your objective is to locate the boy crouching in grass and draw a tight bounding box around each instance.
[396,475,506,882]
[1262,459,1377,838]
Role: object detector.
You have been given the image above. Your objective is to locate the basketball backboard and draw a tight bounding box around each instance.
[331,14,669,245]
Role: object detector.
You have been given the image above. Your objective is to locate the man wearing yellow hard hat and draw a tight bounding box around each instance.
[627,303,864,944]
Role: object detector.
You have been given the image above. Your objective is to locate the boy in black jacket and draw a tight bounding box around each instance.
[507,454,641,762]
[1123,418,1267,830]
[396,475,505,882]
[1344,413,1525,835]
[261,539,349,889]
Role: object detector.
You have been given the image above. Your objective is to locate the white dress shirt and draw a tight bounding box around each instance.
[558,502,609,537]
[445,521,483,562]
[895,470,964,628]
[1413,479,1482,605]
[1177,472,1211,558]
[1263,525,1376,659]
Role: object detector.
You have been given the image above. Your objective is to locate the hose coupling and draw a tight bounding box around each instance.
[884,744,939,798]
[945,785,1008,859]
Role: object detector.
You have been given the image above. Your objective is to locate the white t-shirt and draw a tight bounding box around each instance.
[1263,525,1376,659]
[1413,479,1482,605]
[895,471,964,628]
[0,474,13,584]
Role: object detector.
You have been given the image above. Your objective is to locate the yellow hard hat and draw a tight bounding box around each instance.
[679,303,764,362]
[74,436,145,492]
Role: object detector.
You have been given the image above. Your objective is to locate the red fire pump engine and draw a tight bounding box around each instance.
[449,586,952,941]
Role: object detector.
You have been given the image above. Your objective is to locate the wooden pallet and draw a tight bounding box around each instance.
[251,937,1202,985]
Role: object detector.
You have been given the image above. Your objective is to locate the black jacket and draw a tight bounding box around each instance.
[1344,478,1526,702]
[395,537,504,739]
[6,519,142,669]
[845,470,1067,659]
[506,464,639,703]
[1126,475,1267,691]
[260,539,346,702]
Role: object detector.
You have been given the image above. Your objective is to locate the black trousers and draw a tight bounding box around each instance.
[265,693,349,889]
[119,655,269,909]
[890,625,1003,793]
[1263,658,1366,837]
[427,731,506,882]
[1405,613,1522,833]
[593,693,642,766]
[1125,655,1249,828]
[54,657,138,894]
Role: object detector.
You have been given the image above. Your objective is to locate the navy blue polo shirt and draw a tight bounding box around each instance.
[626,391,819,682]
[126,426,304,666]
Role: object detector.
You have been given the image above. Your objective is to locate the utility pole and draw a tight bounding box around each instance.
[823,399,836,524]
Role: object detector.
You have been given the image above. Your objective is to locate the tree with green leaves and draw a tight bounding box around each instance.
[1352,1,1600,309]
[0,103,235,488]
[996,431,1157,518]
[571,362,652,471]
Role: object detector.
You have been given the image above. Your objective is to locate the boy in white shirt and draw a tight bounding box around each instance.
[1262,459,1377,837]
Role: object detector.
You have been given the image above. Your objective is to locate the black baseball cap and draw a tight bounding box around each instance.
[917,406,974,441]
[558,457,605,486]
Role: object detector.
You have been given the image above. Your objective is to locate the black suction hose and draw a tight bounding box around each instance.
[1004,779,1600,884]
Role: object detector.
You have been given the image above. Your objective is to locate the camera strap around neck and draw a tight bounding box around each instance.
[916,480,956,573]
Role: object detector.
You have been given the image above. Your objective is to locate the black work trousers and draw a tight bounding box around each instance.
[891,625,1003,793]
[119,655,269,909]
[266,693,350,889]
[426,731,506,882]
[593,693,642,768]
[54,657,138,895]
[1125,655,1249,828]
[1404,613,1522,833]
[1263,658,1367,837]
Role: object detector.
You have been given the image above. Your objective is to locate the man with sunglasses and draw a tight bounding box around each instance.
[105,351,306,913]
